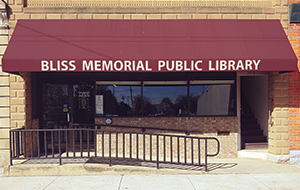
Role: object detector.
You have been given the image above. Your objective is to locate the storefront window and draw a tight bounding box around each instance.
[96,84,141,116]
[143,85,187,116]
[96,80,235,117]
[190,84,235,116]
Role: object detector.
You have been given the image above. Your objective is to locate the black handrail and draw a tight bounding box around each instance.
[10,128,220,172]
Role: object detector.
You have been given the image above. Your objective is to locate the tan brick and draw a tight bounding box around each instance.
[147,14,162,19]
[18,121,25,128]
[222,14,237,19]
[274,140,289,147]
[10,83,24,90]
[273,0,281,6]
[282,133,289,140]
[220,7,241,14]
[46,14,62,19]
[15,0,23,5]
[137,7,160,14]
[10,121,17,128]
[275,7,288,14]
[9,14,15,21]
[8,21,17,28]
[0,97,9,106]
[123,14,131,19]
[273,119,281,126]
[281,21,289,29]
[11,106,17,113]
[17,91,25,97]
[197,7,219,14]
[131,14,146,19]
[10,5,23,13]
[0,77,9,85]
[11,113,25,120]
[274,111,289,118]
[275,133,282,140]
[0,129,9,139]
[275,126,289,133]
[282,148,289,155]
[281,14,289,21]
[252,14,267,19]
[62,14,77,19]
[0,139,9,149]
[263,8,275,14]
[282,119,289,126]
[0,108,9,117]
[78,14,93,19]
[177,14,192,19]
[10,98,25,105]
[242,8,263,14]
[237,14,252,19]
[108,14,123,19]
[17,76,24,82]
[207,14,222,19]
[93,14,108,19]
[0,87,9,96]
[23,7,45,14]
[44,7,68,14]
[267,14,281,20]
[162,14,177,19]
[192,14,207,19]
[269,146,281,155]
[31,14,46,19]
[15,14,30,20]
[18,106,25,113]
[0,46,6,54]
[8,0,15,5]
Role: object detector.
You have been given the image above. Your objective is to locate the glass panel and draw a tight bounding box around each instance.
[73,84,95,124]
[143,86,187,116]
[190,84,235,116]
[96,85,141,116]
[42,84,69,128]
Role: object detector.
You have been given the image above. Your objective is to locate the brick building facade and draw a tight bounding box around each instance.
[0,0,299,167]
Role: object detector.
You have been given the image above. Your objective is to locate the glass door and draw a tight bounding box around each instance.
[42,83,95,128]
[42,84,71,129]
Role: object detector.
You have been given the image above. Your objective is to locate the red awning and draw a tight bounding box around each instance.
[2,19,297,72]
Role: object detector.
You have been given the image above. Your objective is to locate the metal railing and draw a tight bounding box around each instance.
[10,127,220,172]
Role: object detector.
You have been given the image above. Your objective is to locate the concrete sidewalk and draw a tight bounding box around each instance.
[0,158,299,190]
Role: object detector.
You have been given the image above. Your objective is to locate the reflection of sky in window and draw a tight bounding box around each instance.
[143,86,187,104]
[107,86,140,106]
[190,85,211,97]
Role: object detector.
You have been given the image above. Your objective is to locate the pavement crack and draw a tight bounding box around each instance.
[118,174,124,190]
[43,176,59,190]
[186,175,196,190]
[248,174,271,190]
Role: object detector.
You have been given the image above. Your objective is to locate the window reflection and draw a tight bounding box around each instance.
[96,85,141,116]
[190,84,235,116]
[143,86,187,116]
[96,81,236,117]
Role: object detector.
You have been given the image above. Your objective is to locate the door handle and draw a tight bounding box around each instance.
[67,112,70,122]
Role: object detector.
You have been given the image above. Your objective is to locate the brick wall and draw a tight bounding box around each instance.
[0,0,295,166]
[288,0,300,164]
[96,117,239,158]
[268,73,290,162]
[0,1,10,166]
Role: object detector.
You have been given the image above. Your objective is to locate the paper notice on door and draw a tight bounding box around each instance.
[96,95,104,114]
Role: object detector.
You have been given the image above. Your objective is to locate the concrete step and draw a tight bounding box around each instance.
[242,136,267,143]
[245,142,268,150]
[242,118,257,125]
[238,149,268,160]
[241,124,261,130]
[242,129,264,136]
